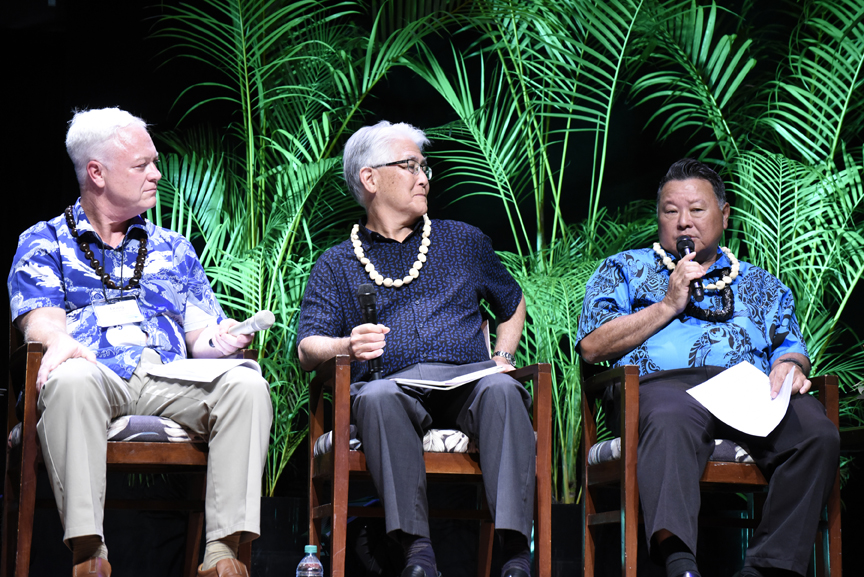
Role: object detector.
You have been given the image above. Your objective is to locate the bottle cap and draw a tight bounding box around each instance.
[304,545,318,555]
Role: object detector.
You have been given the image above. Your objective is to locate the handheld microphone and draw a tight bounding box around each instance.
[356,283,383,381]
[227,310,276,335]
[676,236,704,302]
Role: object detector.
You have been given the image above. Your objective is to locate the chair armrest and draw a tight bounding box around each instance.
[509,363,552,434]
[809,375,840,429]
[308,355,352,464]
[583,365,640,400]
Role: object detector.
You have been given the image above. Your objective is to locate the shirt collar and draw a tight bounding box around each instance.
[69,198,150,246]
[356,215,425,244]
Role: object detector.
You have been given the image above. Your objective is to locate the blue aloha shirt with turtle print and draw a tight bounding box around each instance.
[297,218,523,383]
[8,199,226,380]
[575,246,807,376]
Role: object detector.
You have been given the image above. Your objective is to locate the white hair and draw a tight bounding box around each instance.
[342,120,430,206]
[65,107,149,187]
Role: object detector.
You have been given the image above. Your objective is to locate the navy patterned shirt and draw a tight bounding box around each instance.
[297,218,523,381]
[575,247,807,376]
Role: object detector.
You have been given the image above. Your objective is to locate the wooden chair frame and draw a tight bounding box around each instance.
[308,355,552,577]
[2,327,253,577]
[581,365,842,577]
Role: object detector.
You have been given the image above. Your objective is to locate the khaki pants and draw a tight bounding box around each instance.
[36,349,273,546]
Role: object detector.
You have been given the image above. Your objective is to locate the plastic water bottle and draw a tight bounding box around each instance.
[296,544,324,577]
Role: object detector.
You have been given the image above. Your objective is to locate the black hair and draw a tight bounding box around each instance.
[656,158,726,208]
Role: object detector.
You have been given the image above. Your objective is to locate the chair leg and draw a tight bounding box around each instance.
[477,520,494,577]
[1,453,19,577]
[826,470,842,577]
[183,474,206,577]
[13,446,38,577]
[239,542,252,575]
[583,487,596,577]
[330,474,349,577]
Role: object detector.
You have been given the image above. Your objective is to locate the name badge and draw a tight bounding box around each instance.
[92,297,145,327]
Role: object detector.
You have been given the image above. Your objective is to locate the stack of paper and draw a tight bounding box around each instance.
[394,365,507,390]
[687,361,793,437]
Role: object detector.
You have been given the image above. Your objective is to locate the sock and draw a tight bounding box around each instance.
[202,533,241,570]
[665,551,700,577]
[499,530,531,576]
[398,532,437,577]
[70,535,108,565]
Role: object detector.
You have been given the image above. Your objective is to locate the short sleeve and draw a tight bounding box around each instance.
[297,254,346,343]
[474,231,522,321]
[8,223,67,322]
[575,255,633,351]
[160,236,225,333]
[767,286,808,364]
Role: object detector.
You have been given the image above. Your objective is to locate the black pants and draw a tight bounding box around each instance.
[351,361,536,541]
[636,367,840,575]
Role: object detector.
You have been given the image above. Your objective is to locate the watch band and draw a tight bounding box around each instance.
[777,357,807,374]
[493,350,516,367]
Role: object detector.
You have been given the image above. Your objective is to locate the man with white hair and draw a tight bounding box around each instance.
[297,121,534,577]
[8,107,272,577]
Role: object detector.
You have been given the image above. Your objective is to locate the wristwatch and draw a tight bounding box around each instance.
[493,351,516,367]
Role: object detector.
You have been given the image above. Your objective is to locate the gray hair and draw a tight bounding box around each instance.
[342,120,430,206]
[65,107,149,187]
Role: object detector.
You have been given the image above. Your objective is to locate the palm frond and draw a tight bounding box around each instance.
[756,0,864,164]
[630,0,757,164]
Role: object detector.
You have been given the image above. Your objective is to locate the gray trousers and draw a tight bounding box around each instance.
[37,349,273,546]
[637,367,840,575]
[351,361,536,541]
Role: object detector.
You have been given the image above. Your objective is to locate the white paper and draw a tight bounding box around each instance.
[686,361,793,437]
[142,358,261,383]
[393,365,507,390]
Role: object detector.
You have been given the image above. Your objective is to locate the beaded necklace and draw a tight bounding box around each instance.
[652,242,739,322]
[351,214,430,287]
[65,206,148,291]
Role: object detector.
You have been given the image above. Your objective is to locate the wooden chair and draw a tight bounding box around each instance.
[308,355,553,577]
[581,365,842,577]
[2,325,253,577]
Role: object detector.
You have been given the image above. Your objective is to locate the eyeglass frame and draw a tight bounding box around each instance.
[369,158,432,180]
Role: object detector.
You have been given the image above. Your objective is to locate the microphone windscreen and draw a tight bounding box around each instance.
[357,283,377,307]
[250,310,276,331]
[676,236,695,255]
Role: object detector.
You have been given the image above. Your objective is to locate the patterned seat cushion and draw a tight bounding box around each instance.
[587,437,754,466]
[107,415,199,443]
[312,427,477,458]
[8,415,198,449]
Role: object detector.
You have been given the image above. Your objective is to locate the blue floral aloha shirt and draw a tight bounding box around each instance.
[8,199,225,379]
[575,247,807,376]
[297,218,523,382]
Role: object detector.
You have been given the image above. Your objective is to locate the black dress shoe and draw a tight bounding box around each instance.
[502,569,529,577]
[401,565,429,577]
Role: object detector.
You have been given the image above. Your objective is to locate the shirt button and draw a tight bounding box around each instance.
[415,299,421,304]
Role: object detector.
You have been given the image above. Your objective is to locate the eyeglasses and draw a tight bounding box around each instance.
[370,158,432,180]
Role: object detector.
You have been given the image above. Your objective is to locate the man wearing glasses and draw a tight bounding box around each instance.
[297,121,533,577]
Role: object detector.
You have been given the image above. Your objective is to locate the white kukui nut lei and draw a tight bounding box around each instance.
[352,214,431,288]
[652,242,740,290]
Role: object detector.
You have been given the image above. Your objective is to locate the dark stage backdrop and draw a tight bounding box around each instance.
[4,1,862,576]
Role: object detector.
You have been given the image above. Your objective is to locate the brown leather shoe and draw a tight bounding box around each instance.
[197,558,250,577]
[72,558,112,576]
